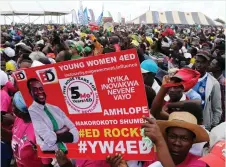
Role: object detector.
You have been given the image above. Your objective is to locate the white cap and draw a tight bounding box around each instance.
[4,47,15,57]
[0,70,9,86]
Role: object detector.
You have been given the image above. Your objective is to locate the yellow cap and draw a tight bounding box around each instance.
[5,62,16,71]
[146,37,153,45]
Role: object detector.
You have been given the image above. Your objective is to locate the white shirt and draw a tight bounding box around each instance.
[198,73,208,82]
[127,161,142,167]
[189,125,209,156]
[147,161,163,167]
[28,101,79,151]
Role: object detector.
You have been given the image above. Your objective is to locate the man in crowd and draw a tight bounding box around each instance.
[27,78,79,152]
[209,55,225,122]
[193,50,222,130]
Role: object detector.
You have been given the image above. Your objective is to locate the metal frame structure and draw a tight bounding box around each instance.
[1,2,70,24]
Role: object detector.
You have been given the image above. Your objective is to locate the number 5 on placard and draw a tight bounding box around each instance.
[71,86,80,99]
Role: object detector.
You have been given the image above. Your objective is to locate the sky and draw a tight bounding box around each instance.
[0,0,225,24]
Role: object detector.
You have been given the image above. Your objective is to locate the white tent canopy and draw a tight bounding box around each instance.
[0,1,71,24]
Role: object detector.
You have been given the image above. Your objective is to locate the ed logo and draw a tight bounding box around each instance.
[14,70,27,81]
[36,67,58,84]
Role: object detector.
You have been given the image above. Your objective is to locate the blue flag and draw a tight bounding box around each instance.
[96,11,103,25]
[83,7,89,25]
[78,9,84,25]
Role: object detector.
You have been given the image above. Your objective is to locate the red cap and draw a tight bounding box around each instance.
[164,68,200,92]
[199,140,226,167]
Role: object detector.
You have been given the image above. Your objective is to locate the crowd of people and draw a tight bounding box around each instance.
[1,22,225,167]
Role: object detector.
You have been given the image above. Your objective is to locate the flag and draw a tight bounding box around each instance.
[78,9,84,25]
[83,7,89,25]
[96,11,103,25]
[88,9,95,22]
[72,9,78,24]
[78,0,85,25]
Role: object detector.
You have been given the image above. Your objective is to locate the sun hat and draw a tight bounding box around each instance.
[4,47,15,57]
[157,112,209,143]
[164,68,200,92]
[13,91,28,113]
[199,140,225,167]
[140,59,158,74]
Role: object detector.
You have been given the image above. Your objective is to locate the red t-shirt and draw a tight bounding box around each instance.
[143,153,206,167]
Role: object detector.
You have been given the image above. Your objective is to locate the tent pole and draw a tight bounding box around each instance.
[51,15,52,24]
[44,14,45,24]
[13,14,14,24]
[72,10,73,23]
[28,14,30,24]
[64,15,65,24]
[4,15,6,25]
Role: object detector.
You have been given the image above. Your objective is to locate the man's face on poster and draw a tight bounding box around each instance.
[30,81,46,105]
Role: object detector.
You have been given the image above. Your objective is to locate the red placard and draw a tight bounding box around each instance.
[14,49,156,160]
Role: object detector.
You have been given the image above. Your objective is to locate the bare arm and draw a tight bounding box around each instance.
[150,86,168,118]
[167,100,202,109]
[155,139,176,167]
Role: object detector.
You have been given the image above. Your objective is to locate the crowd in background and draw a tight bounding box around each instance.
[1,22,226,167]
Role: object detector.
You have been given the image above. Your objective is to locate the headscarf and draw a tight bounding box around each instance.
[13,91,28,113]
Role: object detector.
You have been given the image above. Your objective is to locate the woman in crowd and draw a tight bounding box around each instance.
[11,91,52,167]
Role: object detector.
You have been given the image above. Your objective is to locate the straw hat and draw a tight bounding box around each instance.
[157,112,209,143]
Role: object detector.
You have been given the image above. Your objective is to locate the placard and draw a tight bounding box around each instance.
[14,49,156,160]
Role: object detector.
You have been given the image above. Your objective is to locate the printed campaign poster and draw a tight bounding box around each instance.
[14,49,156,160]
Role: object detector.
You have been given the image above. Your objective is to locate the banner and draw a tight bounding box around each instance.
[14,49,156,160]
